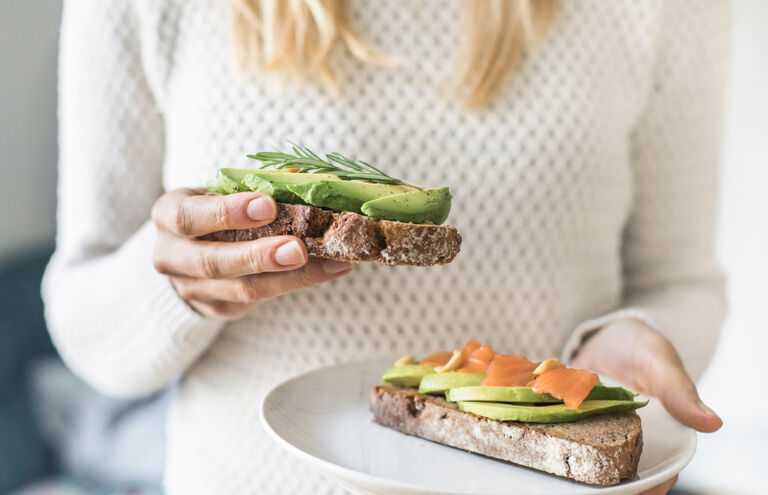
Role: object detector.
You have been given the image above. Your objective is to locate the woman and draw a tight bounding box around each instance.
[44,0,728,493]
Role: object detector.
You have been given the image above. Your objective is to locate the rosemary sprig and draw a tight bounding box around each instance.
[247,143,422,189]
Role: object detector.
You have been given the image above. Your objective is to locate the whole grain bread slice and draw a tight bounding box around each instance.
[206,203,461,266]
[370,385,642,486]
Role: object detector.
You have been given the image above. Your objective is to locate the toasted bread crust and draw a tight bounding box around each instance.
[206,203,461,266]
[370,385,643,486]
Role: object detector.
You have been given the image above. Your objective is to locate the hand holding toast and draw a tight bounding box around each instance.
[151,188,353,319]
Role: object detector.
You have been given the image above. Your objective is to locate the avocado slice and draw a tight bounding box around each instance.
[241,172,342,204]
[458,400,648,423]
[381,364,436,387]
[207,168,251,194]
[584,385,636,401]
[446,385,636,403]
[286,180,415,214]
[418,372,484,395]
[207,168,343,202]
[361,187,452,225]
[218,167,260,187]
[446,386,561,403]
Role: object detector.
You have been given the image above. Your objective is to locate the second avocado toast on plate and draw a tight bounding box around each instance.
[206,145,461,266]
[371,340,648,486]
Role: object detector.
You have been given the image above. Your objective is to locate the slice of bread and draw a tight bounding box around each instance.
[370,385,643,486]
[206,203,462,266]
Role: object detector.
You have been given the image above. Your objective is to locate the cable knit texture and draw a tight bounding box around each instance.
[44,1,729,493]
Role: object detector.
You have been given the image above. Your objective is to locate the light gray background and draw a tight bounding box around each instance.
[0,0,61,258]
[0,1,765,493]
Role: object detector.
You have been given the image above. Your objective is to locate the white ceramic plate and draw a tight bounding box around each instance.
[261,358,696,495]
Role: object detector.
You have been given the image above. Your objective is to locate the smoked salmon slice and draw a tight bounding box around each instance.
[459,340,482,368]
[531,366,599,409]
[457,345,495,373]
[481,354,538,387]
[420,351,453,367]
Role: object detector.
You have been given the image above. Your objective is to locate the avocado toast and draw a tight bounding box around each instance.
[205,146,461,266]
[371,342,647,486]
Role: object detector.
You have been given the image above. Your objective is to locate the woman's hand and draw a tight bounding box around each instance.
[151,188,353,320]
[570,318,722,495]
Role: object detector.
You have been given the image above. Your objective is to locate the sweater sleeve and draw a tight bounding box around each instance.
[561,0,730,380]
[42,0,224,398]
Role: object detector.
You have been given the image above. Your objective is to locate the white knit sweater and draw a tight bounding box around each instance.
[44,1,729,493]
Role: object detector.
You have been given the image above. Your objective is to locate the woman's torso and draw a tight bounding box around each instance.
[141,0,663,492]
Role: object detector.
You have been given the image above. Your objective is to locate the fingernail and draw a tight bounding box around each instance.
[274,241,306,266]
[247,197,276,221]
[697,400,719,417]
[322,260,353,275]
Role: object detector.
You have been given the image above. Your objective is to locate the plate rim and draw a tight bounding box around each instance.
[260,359,698,495]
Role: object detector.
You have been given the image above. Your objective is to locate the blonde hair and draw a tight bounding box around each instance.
[230,0,559,108]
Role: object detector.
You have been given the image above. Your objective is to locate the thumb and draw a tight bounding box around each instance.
[643,349,722,433]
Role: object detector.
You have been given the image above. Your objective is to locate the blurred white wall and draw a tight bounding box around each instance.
[0,0,61,261]
[678,0,768,493]
[709,0,768,425]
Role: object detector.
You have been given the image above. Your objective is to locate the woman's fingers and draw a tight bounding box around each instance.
[639,475,678,495]
[174,257,354,321]
[187,299,255,321]
[154,232,309,278]
[170,258,353,305]
[152,188,278,237]
[149,188,352,316]
[654,366,722,433]
[635,334,723,433]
